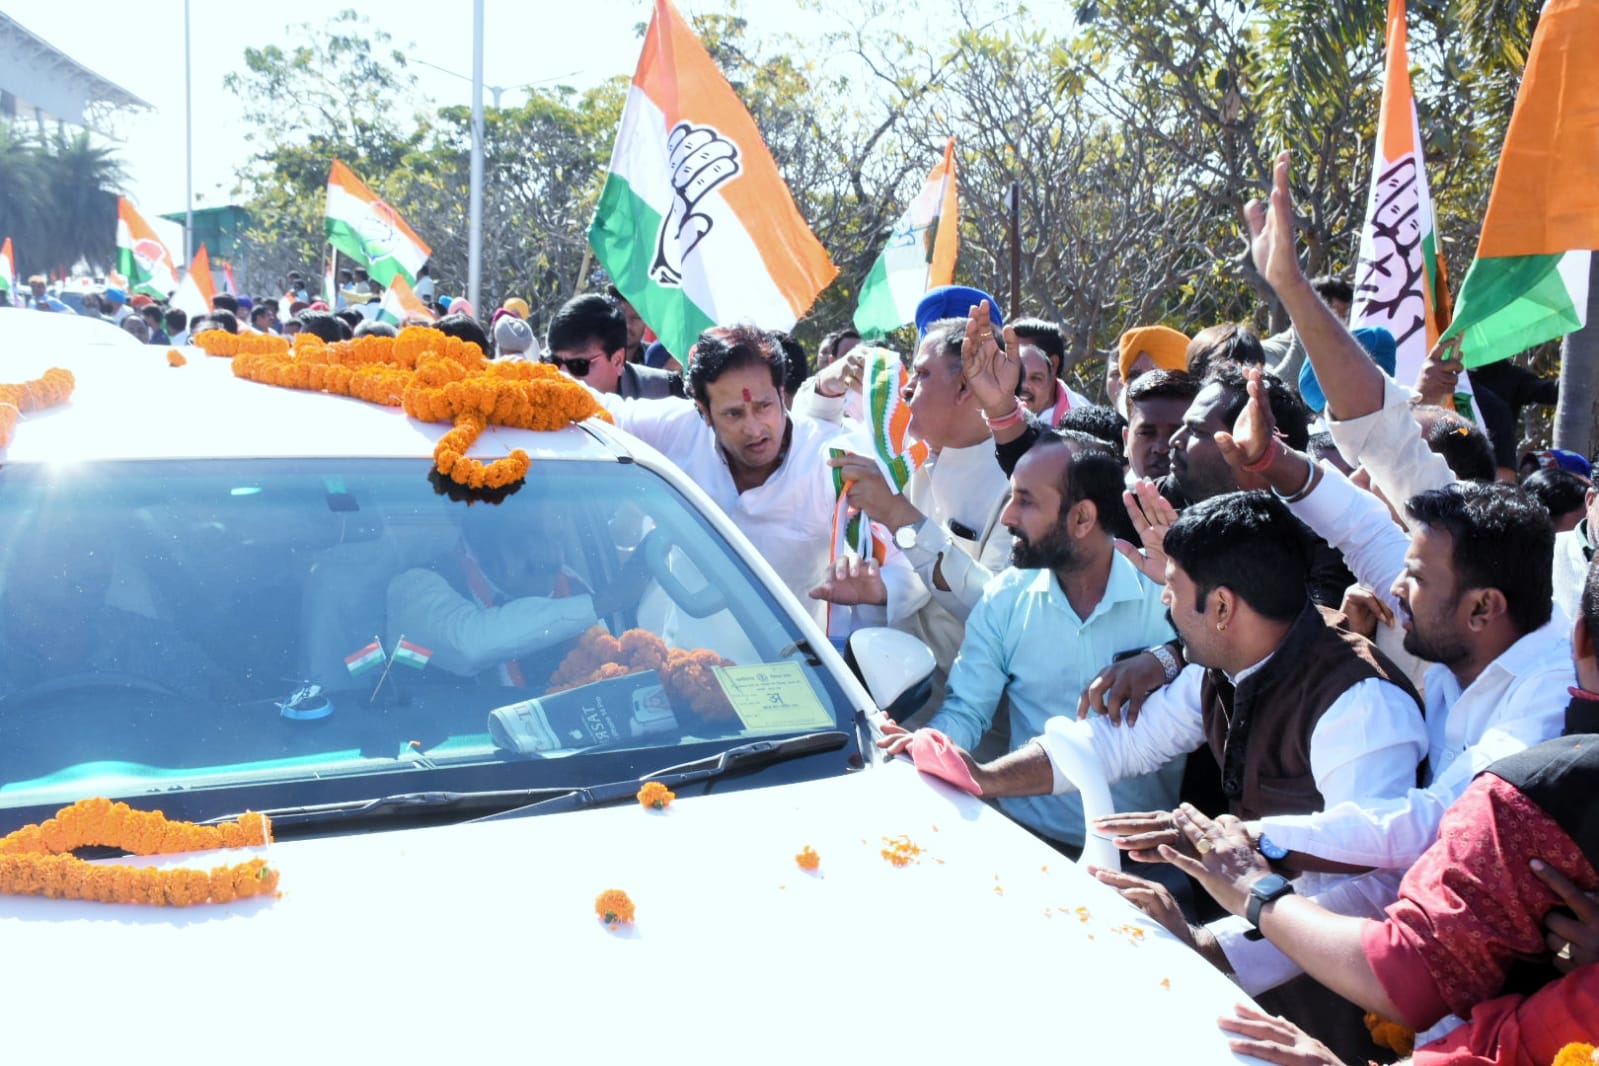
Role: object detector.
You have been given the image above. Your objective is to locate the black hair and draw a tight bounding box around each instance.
[1163,490,1310,622]
[1058,404,1127,461]
[769,330,809,396]
[1310,275,1354,307]
[435,312,489,354]
[338,268,353,282]
[353,319,398,338]
[164,307,188,332]
[1125,367,1201,406]
[1187,323,1266,378]
[296,309,347,343]
[250,304,275,325]
[140,305,164,325]
[1521,468,1590,524]
[547,294,626,357]
[1011,318,1067,376]
[1411,405,1496,483]
[335,308,365,332]
[1203,365,1311,450]
[686,325,784,406]
[210,293,239,315]
[206,308,239,335]
[1044,430,1137,542]
[819,328,861,363]
[1403,481,1554,637]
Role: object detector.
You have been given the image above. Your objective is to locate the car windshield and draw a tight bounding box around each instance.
[0,456,860,833]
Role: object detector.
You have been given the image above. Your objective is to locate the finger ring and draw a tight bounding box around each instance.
[1557,941,1574,961]
[1195,837,1213,855]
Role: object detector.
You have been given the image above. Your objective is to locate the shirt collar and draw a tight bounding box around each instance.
[1024,549,1148,621]
[1476,620,1574,682]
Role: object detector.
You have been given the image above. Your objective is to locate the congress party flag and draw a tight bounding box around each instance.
[377,274,435,325]
[0,238,14,303]
[1441,0,1599,368]
[325,160,432,288]
[854,138,959,338]
[588,0,838,362]
[1348,0,1451,386]
[116,198,179,298]
[170,243,218,323]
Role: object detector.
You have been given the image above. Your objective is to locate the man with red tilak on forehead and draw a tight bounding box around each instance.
[579,324,926,631]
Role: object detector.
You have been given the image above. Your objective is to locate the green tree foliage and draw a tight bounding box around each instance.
[0,125,123,276]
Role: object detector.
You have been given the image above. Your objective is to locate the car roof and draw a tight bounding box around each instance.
[0,314,619,465]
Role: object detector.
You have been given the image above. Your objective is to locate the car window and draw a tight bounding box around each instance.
[0,457,857,830]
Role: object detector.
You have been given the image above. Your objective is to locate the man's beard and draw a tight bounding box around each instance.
[1010,520,1080,572]
[1401,612,1471,666]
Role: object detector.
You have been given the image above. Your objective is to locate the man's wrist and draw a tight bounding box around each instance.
[887,498,924,533]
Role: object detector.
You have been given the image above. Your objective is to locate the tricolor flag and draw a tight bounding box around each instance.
[392,638,433,671]
[0,237,14,303]
[1442,0,1599,368]
[344,639,385,677]
[170,243,218,323]
[854,138,959,338]
[115,198,179,298]
[325,160,432,288]
[221,261,238,297]
[826,346,929,640]
[377,274,436,325]
[587,0,837,363]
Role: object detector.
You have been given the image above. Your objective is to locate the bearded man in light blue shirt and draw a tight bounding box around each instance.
[894,430,1185,853]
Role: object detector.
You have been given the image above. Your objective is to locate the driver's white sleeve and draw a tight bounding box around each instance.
[386,569,597,677]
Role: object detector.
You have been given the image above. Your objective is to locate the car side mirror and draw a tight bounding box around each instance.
[845,627,934,724]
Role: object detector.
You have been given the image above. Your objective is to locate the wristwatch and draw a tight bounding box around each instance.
[1257,833,1288,862]
[1147,642,1181,683]
[1246,873,1295,929]
[894,519,925,551]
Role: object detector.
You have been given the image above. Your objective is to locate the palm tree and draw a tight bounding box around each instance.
[37,129,124,274]
[0,124,49,275]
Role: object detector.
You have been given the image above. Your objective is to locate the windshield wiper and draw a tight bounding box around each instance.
[206,731,849,829]
[471,730,849,822]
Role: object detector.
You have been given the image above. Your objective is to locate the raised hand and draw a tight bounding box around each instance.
[1213,365,1279,470]
[960,300,1021,415]
[1115,479,1178,584]
[1244,151,1307,299]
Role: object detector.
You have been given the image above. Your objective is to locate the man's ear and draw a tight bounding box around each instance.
[1464,587,1509,632]
[1212,586,1237,629]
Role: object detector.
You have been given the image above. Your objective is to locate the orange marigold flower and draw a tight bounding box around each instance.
[166,349,187,367]
[796,845,820,871]
[1364,1014,1415,1057]
[1552,1046,1598,1066]
[595,888,635,926]
[636,781,675,811]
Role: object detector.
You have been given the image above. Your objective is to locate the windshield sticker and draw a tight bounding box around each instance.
[489,673,678,755]
[712,663,832,733]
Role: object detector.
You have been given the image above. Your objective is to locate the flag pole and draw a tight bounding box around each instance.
[468,0,485,313]
[183,0,194,267]
[1007,181,1021,321]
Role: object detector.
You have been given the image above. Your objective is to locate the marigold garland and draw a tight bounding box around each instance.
[636,782,675,811]
[795,845,820,871]
[0,367,74,448]
[1552,1045,1598,1066]
[0,797,278,907]
[192,329,291,357]
[595,888,635,927]
[548,627,737,721]
[223,326,611,488]
[166,349,187,367]
[1363,1012,1415,1057]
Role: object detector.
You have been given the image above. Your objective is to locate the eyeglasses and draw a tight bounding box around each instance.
[549,353,601,378]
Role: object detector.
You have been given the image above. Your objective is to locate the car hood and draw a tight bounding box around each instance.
[0,761,1254,1064]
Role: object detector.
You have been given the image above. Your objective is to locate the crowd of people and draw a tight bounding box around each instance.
[11,150,1598,1063]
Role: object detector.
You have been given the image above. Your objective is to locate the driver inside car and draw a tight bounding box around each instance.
[0,517,229,703]
[386,501,653,687]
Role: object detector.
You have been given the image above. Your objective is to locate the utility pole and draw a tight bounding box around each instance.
[467,0,485,312]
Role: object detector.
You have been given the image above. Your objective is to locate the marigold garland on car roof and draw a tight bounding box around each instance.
[0,797,278,907]
[210,326,612,489]
[192,329,290,357]
[0,367,74,448]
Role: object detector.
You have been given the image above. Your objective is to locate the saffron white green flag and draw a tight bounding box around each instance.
[170,243,218,322]
[1349,0,1452,387]
[0,238,14,303]
[116,198,179,298]
[1442,0,1599,368]
[587,0,837,363]
[854,138,959,338]
[377,274,435,325]
[325,160,432,288]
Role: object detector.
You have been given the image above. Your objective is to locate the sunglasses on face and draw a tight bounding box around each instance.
[549,353,601,378]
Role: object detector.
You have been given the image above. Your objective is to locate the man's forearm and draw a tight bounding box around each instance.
[1274,274,1385,420]
[1256,895,1404,1023]
[973,741,1056,797]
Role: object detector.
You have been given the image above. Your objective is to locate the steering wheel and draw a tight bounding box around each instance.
[0,671,185,710]
[640,534,728,619]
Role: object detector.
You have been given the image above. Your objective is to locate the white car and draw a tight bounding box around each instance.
[0,317,1258,1064]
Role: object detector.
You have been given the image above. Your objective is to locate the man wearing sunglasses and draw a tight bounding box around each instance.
[545,295,682,400]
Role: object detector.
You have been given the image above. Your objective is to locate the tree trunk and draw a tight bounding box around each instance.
[1553,252,1599,457]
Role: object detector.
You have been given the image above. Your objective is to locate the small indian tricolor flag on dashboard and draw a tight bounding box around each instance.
[345,639,385,676]
[393,639,433,670]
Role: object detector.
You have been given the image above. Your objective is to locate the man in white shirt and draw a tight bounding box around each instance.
[583,324,923,630]
[800,317,1013,681]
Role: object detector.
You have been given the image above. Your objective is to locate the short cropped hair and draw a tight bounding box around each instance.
[1011,318,1067,376]
[1058,404,1128,461]
[1403,481,1554,637]
[1163,491,1310,622]
[435,312,489,355]
[686,325,785,406]
[1125,368,1201,407]
[546,294,626,357]
[1204,365,1311,450]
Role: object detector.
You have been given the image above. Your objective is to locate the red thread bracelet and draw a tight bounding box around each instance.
[1241,431,1285,473]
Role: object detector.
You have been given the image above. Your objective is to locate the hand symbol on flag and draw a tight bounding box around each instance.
[650,122,741,288]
